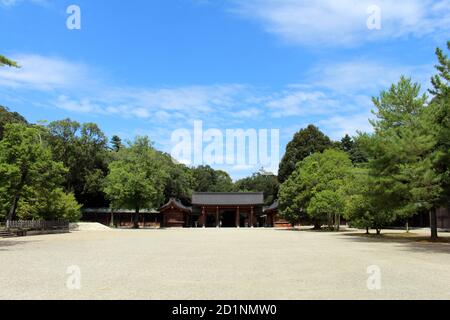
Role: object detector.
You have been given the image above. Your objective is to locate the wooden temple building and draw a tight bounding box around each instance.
[159,193,267,228]
[263,201,292,228]
[81,192,450,230]
[82,192,290,228]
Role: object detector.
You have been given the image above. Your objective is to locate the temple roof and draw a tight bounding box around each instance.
[82,208,159,214]
[264,200,278,213]
[159,198,192,212]
[192,192,264,206]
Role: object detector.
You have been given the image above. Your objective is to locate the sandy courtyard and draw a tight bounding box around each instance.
[1,228,449,300]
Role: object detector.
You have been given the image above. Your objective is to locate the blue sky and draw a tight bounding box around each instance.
[1,0,449,179]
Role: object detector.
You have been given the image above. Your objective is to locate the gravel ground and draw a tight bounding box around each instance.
[0,228,449,300]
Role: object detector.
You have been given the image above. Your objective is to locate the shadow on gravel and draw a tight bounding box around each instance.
[0,240,38,251]
[274,227,358,233]
[341,233,450,254]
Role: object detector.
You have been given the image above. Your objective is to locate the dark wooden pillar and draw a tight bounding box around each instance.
[185,211,189,228]
[236,206,240,228]
[216,206,220,228]
[110,208,114,227]
[430,207,438,240]
[202,206,206,228]
[250,206,254,228]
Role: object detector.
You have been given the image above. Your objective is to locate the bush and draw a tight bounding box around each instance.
[16,188,81,222]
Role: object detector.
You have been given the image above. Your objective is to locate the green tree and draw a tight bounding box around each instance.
[278,125,333,183]
[366,76,443,238]
[308,190,345,230]
[425,41,450,239]
[343,167,392,234]
[47,119,110,207]
[17,188,81,222]
[339,134,368,164]
[110,135,123,152]
[162,155,195,204]
[212,170,234,192]
[0,55,19,68]
[234,170,279,205]
[104,137,168,228]
[340,134,354,153]
[0,123,68,221]
[192,165,234,192]
[0,106,27,140]
[279,149,353,229]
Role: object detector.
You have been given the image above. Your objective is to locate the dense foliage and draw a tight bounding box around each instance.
[278,125,333,183]
[279,149,352,229]
[0,123,80,222]
[104,137,168,228]
[278,42,450,239]
[234,171,279,205]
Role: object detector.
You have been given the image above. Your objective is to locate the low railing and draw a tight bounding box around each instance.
[6,220,69,231]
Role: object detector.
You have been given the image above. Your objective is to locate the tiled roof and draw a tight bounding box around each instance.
[159,198,192,212]
[264,200,278,213]
[82,208,159,214]
[192,192,264,206]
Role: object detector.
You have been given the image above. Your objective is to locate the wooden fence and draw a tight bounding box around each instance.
[6,220,69,231]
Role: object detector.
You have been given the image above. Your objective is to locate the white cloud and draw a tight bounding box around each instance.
[308,60,432,92]
[259,57,435,139]
[0,54,92,91]
[1,53,434,147]
[318,111,374,140]
[265,90,340,117]
[56,95,103,114]
[230,0,450,46]
[0,0,49,7]
[0,54,251,123]
[0,0,18,5]
[232,107,261,118]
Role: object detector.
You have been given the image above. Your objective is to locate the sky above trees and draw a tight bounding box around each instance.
[1,0,449,179]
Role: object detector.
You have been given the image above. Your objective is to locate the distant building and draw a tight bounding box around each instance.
[263,201,291,228]
[82,192,289,228]
[437,207,450,230]
[82,194,450,230]
[81,208,160,228]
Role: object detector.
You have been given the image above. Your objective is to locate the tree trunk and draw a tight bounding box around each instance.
[376,229,381,235]
[6,169,28,222]
[335,213,341,232]
[313,220,322,230]
[430,207,438,241]
[110,209,114,228]
[366,227,370,234]
[7,193,20,222]
[327,214,333,230]
[133,207,140,229]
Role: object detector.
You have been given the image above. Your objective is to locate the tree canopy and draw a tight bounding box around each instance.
[0,123,80,222]
[234,171,279,205]
[278,125,333,183]
[0,55,19,68]
[47,119,110,207]
[0,106,27,140]
[104,137,168,228]
[279,149,353,229]
[192,165,234,193]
